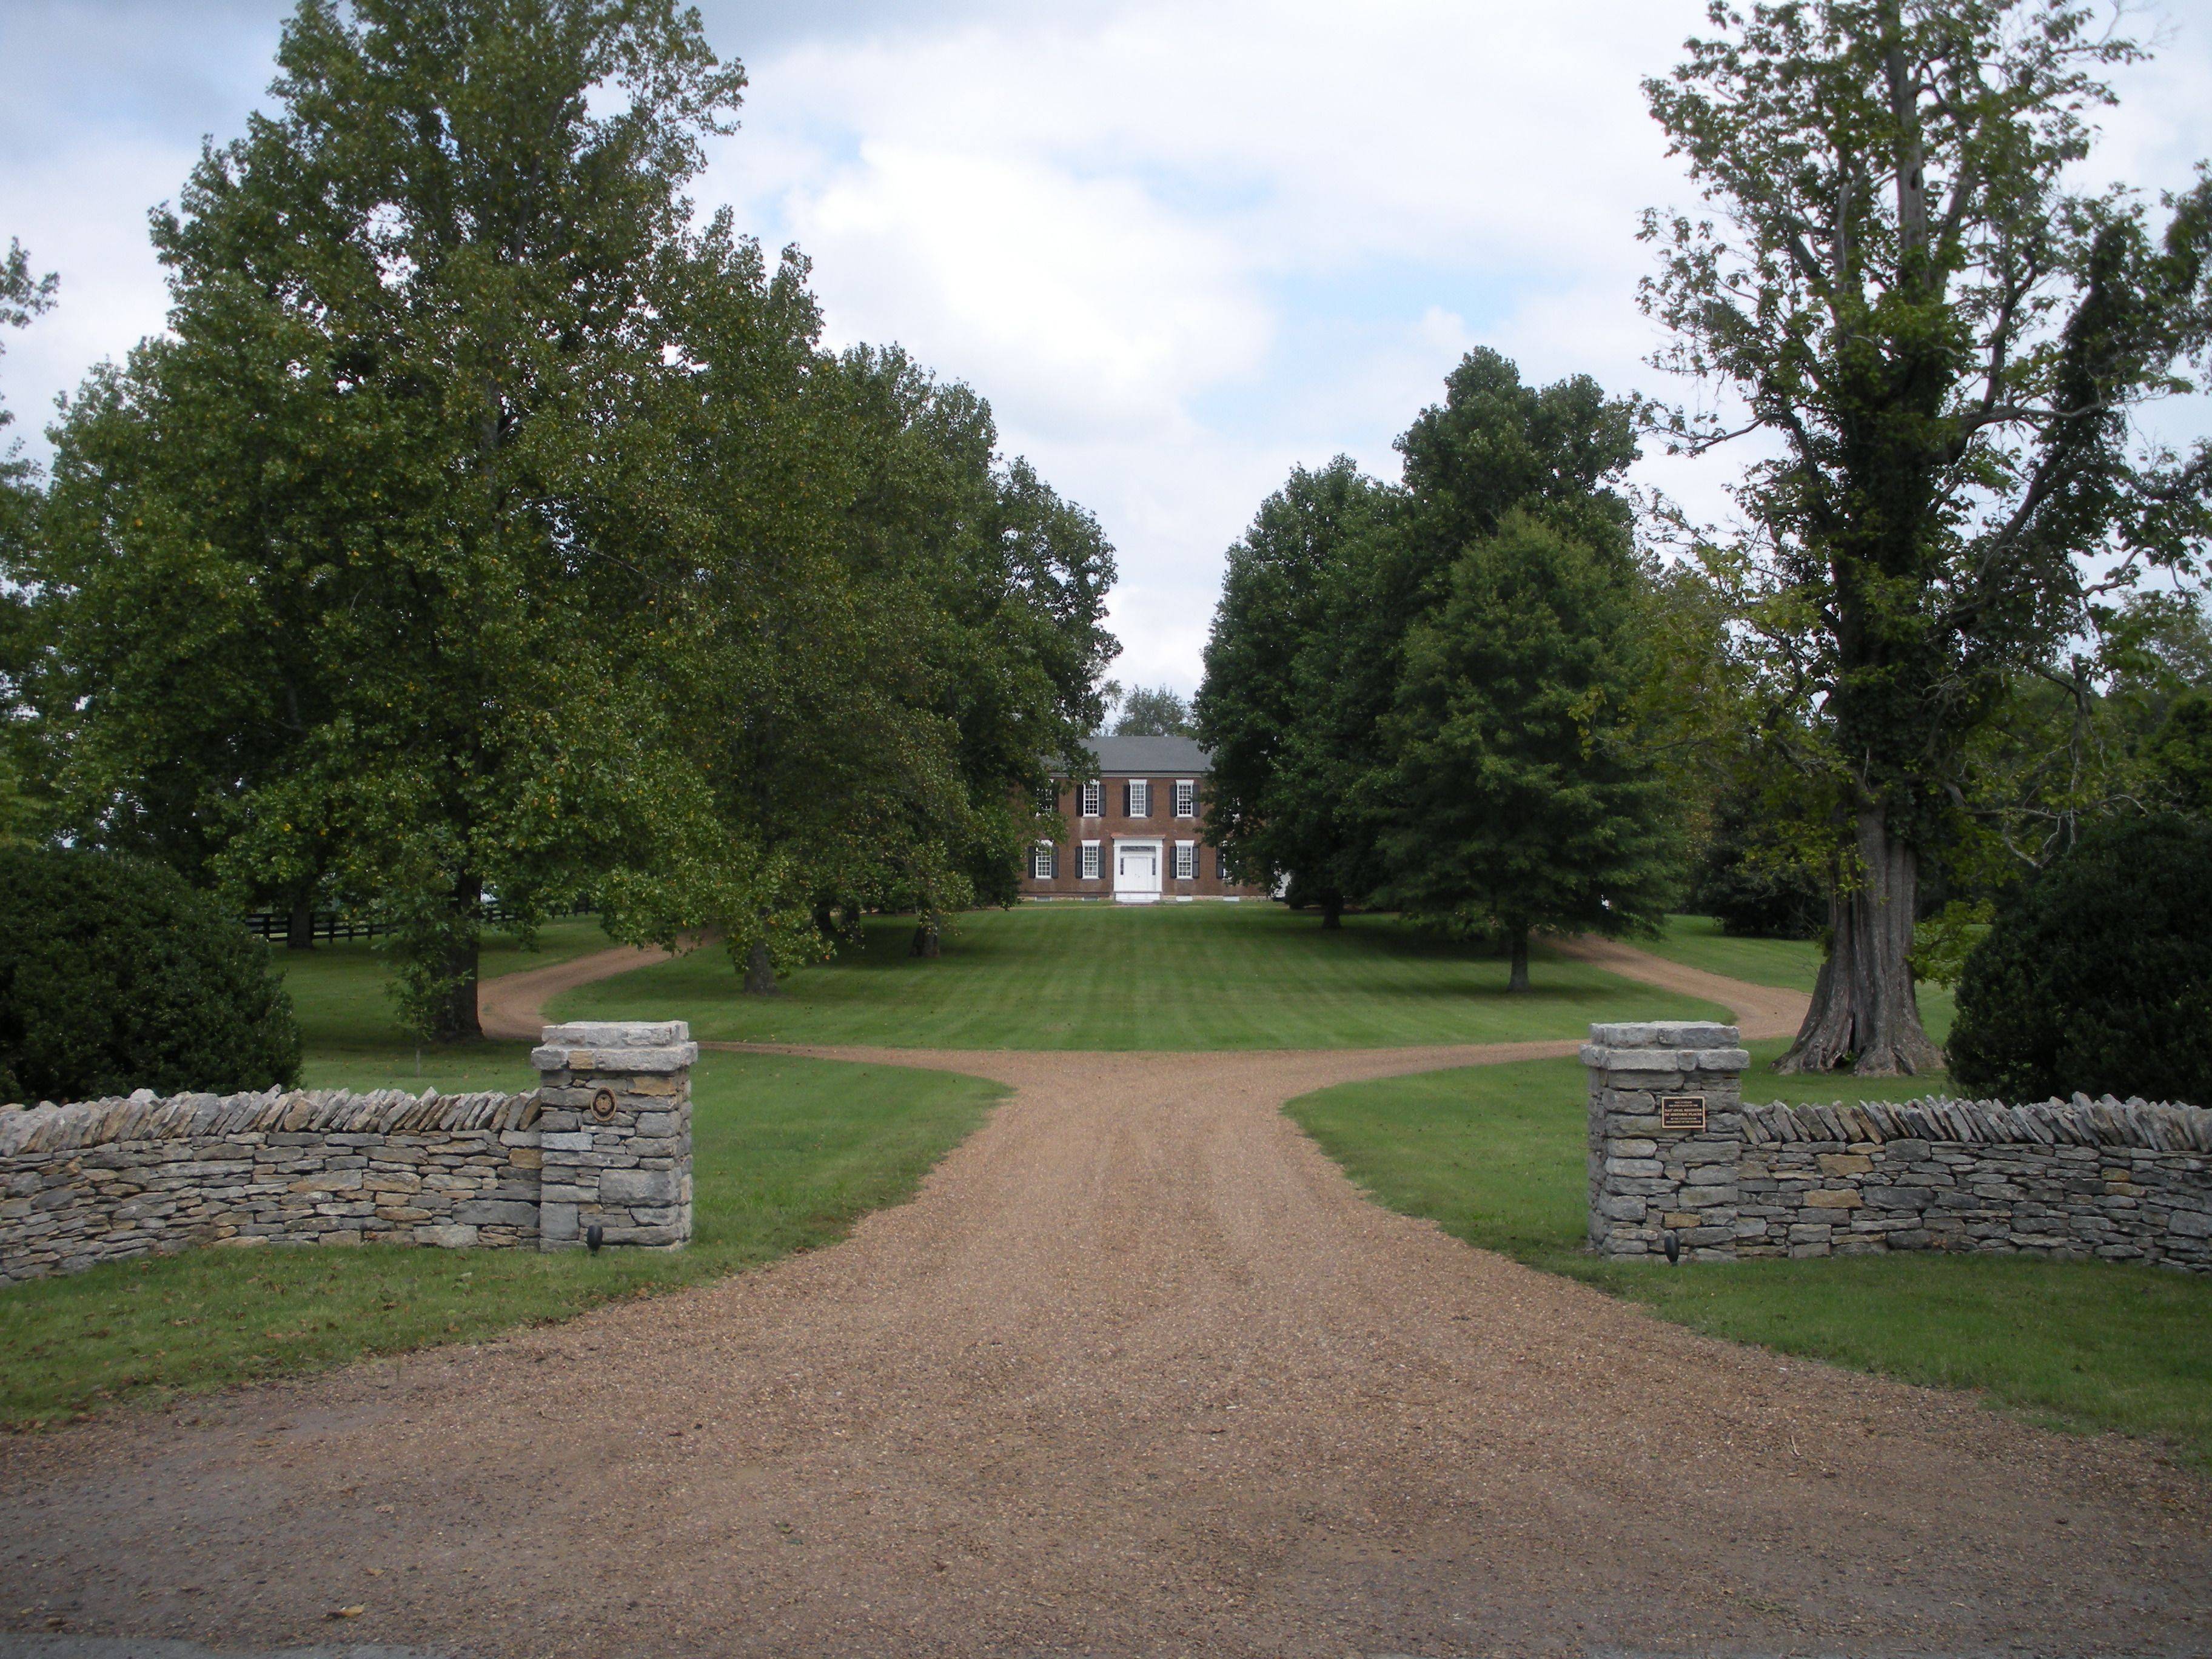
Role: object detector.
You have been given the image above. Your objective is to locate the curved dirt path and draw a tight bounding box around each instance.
[477,942,676,1042]
[6,945,2207,1657]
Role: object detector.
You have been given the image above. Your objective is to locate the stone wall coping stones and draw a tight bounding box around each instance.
[532,1021,697,1076]
[1743,1094,2212,1153]
[1587,1022,1741,1050]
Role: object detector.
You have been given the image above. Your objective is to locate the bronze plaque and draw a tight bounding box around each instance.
[591,1087,618,1123]
[1660,1094,1708,1132]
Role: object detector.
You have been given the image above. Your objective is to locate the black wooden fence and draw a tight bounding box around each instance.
[243,903,577,944]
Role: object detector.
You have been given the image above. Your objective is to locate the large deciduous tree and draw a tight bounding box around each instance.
[1372,510,1679,989]
[32,0,744,1039]
[1643,0,2212,1073]
[1361,356,1671,984]
[22,0,1116,1036]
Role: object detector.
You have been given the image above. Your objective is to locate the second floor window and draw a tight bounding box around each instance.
[1125,779,1150,817]
[1079,780,1102,817]
[1175,779,1196,818]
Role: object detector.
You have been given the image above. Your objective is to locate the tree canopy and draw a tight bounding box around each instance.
[1111,684,1195,737]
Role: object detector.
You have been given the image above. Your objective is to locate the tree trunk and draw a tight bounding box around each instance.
[286,893,315,952]
[910,922,940,959]
[1321,893,1343,931]
[1775,806,1943,1076]
[1506,925,1530,993]
[743,937,778,996]
[436,875,483,1044]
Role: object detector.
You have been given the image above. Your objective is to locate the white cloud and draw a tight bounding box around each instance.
[787,142,1272,437]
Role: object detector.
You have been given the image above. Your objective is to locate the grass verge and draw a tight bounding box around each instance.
[556,903,1732,1050]
[0,1050,1001,1426]
[1287,1052,2212,1466]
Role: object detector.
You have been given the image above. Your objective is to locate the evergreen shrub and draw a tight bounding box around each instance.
[0,846,301,1104]
[1947,815,2212,1104]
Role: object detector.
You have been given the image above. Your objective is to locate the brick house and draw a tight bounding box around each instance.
[1022,735,1271,903]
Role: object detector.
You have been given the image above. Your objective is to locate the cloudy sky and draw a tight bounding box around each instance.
[4,1,2210,696]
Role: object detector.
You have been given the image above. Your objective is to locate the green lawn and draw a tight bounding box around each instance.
[554,903,1732,1049]
[1644,913,1957,1045]
[0,1050,1000,1426]
[1287,1054,2212,1465]
[1,919,1001,1425]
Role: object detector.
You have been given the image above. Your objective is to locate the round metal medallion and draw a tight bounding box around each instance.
[590,1087,618,1123]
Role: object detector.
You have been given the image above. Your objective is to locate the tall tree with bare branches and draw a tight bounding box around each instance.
[1643,0,2212,1073]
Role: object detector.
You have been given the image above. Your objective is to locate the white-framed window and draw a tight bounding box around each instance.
[1081,840,1102,880]
[1079,779,1102,818]
[1126,779,1150,818]
[1174,779,1196,818]
[1036,783,1057,814]
[1175,841,1196,880]
[1031,842,1057,880]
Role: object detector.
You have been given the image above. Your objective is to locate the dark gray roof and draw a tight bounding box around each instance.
[1070,734,1212,776]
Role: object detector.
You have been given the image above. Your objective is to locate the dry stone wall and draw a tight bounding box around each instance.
[0,1020,694,1285]
[1585,1024,2212,1273]
[1737,1096,2212,1269]
[0,1087,543,1282]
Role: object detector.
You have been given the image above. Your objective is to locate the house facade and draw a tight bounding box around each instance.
[1022,735,1271,904]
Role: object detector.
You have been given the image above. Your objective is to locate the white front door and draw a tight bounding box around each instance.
[1114,840,1162,903]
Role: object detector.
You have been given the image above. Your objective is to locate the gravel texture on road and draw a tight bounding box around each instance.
[5,942,2205,1657]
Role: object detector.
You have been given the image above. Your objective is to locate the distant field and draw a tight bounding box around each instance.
[1644,914,1957,1045]
[551,902,1733,1050]
[280,914,616,1091]
[1288,1051,2212,1465]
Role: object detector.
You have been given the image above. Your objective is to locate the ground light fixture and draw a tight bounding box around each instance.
[1664,1230,1681,1265]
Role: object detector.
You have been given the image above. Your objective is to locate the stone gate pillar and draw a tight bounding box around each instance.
[530,1021,696,1253]
[1584,1021,1749,1261]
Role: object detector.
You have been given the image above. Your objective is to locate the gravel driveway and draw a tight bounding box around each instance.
[4,950,2207,1657]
